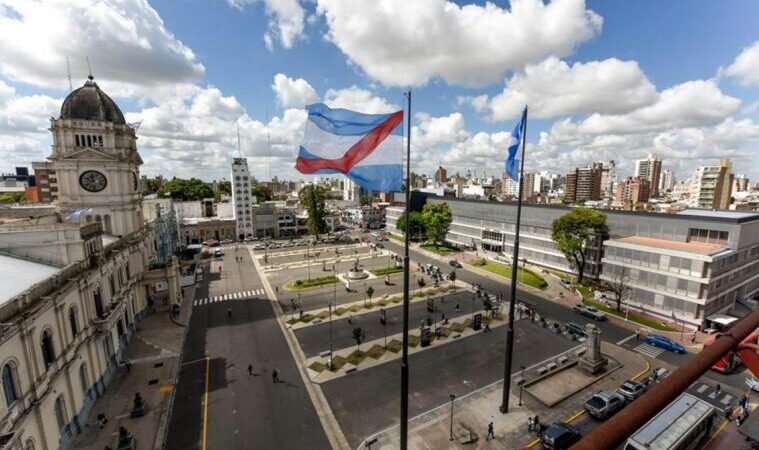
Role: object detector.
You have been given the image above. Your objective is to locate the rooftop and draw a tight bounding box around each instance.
[612,236,726,255]
[0,254,60,306]
[676,209,759,219]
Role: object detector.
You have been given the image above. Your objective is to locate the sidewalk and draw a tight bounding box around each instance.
[71,311,185,450]
[362,342,648,450]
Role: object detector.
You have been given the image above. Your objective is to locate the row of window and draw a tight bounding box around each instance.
[75,134,104,147]
[604,246,705,278]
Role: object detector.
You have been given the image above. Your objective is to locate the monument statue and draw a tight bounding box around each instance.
[578,323,608,374]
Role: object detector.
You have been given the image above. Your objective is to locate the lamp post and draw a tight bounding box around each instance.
[449,394,456,441]
[518,365,526,406]
[306,246,311,281]
[471,294,476,322]
[327,303,334,370]
[297,293,302,312]
[623,276,630,322]
[332,265,337,309]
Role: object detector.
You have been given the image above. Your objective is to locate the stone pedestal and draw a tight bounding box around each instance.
[578,324,608,374]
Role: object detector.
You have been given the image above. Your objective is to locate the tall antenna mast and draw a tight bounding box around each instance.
[236,121,242,158]
[86,57,93,79]
[266,109,271,181]
[66,57,73,92]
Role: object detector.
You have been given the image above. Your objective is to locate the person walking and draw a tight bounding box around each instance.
[715,383,722,398]
[533,415,540,435]
[486,422,494,441]
[527,416,533,432]
[248,364,253,376]
[272,369,279,383]
[635,329,641,340]
[691,331,697,344]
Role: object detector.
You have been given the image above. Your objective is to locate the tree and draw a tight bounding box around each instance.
[251,184,272,202]
[217,181,231,195]
[421,202,453,247]
[352,326,365,350]
[0,191,25,203]
[359,194,372,206]
[298,185,328,238]
[551,208,608,284]
[396,211,426,240]
[602,267,629,312]
[448,270,456,284]
[158,177,213,201]
[365,286,375,307]
[141,176,163,196]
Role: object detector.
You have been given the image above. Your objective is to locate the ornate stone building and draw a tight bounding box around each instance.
[0,78,180,450]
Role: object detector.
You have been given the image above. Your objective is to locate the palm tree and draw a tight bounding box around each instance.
[366,286,375,307]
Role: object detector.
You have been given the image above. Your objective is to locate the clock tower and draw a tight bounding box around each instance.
[49,76,143,236]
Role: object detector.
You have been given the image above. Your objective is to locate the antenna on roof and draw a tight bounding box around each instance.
[66,56,73,92]
[236,121,242,158]
[86,56,93,80]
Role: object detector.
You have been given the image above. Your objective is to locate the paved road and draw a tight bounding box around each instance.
[165,250,331,450]
[295,290,483,357]
[322,320,577,447]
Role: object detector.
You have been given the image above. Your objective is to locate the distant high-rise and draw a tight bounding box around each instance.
[343,177,361,202]
[564,163,602,203]
[501,172,519,197]
[599,160,617,199]
[615,176,650,208]
[520,172,535,199]
[690,159,733,209]
[635,153,663,197]
[733,174,749,193]
[659,169,676,193]
[231,157,254,239]
[434,166,447,186]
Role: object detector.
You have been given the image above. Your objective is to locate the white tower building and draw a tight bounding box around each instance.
[231,157,254,239]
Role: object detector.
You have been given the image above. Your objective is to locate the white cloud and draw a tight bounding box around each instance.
[0,80,61,167]
[316,0,602,86]
[226,0,305,49]
[722,41,759,86]
[323,86,399,113]
[0,0,205,99]
[272,73,318,108]
[473,57,657,121]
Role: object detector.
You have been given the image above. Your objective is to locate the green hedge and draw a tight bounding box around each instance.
[420,244,461,256]
[284,275,338,290]
[477,261,548,289]
[371,266,404,276]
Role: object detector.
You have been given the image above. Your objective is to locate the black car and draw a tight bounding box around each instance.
[449,260,462,268]
[541,423,581,450]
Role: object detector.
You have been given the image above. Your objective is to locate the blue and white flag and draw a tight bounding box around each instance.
[296,103,404,192]
[66,208,93,220]
[505,108,527,181]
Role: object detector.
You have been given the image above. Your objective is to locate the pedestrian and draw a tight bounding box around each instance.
[227,307,232,318]
[455,303,461,312]
[248,364,253,376]
[533,415,540,434]
[96,413,108,429]
[715,383,722,398]
[725,405,734,420]
[527,416,533,432]
[635,329,641,340]
[486,422,494,441]
[691,332,697,344]
[652,368,659,382]
[272,369,279,383]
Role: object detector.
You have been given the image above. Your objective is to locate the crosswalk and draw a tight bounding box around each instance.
[193,289,266,306]
[689,381,733,410]
[634,343,665,358]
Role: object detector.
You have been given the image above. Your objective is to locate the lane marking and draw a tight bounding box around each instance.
[617,334,637,345]
[202,357,210,450]
[700,418,728,450]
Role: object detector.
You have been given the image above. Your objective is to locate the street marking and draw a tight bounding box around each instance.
[617,334,637,345]
[701,418,728,449]
[631,359,651,382]
[202,357,210,450]
[720,394,733,405]
[634,343,664,358]
[697,383,709,393]
[565,409,586,423]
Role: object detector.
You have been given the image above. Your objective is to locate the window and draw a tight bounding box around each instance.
[41,329,55,370]
[93,288,104,318]
[125,262,131,280]
[86,135,92,147]
[54,395,67,432]
[75,135,80,146]
[69,307,79,337]
[98,135,103,146]
[79,364,90,398]
[110,275,116,298]
[2,364,17,407]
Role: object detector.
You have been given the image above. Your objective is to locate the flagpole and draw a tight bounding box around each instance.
[500,106,527,414]
[400,89,412,449]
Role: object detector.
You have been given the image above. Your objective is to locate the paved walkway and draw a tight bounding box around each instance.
[71,310,186,450]
[362,342,648,450]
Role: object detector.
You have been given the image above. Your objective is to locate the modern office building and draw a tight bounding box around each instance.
[660,169,676,193]
[565,164,602,202]
[635,153,663,197]
[690,159,733,210]
[231,157,255,239]
[386,193,759,326]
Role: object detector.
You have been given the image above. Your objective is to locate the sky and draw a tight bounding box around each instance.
[1,0,758,184]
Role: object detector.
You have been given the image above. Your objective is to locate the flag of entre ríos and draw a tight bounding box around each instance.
[505,108,527,181]
[296,103,404,192]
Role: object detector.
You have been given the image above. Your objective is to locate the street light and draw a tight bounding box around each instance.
[622,276,631,322]
[332,265,337,309]
[327,303,334,370]
[449,394,456,441]
[518,365,526,406]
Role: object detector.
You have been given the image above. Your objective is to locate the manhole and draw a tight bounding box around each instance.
[148,379,159,385]
[154,362,164,368]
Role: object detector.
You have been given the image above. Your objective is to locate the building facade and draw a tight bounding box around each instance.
[690,159,733,209]
[614,176,651,209]
[635,153,663,197]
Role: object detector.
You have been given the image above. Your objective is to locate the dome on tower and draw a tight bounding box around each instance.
[60,76,126,124]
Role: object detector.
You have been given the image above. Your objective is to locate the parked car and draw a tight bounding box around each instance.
[449,260,462,268]
[220,239,234,244]
[618,380,647,401]
[572,304,607,321]
[202,239,220,247]
[564,322,587,337]
[213,248,223,257]
[645,334,685,354]
[541,423,581,450]
[583,390,626,420]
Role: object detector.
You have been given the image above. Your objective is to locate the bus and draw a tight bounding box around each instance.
[707,329,759,373]
[624,393,714,450]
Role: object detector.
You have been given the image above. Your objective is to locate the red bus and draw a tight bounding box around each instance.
[708,329,759,373]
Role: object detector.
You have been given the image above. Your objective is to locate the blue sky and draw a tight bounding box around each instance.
[1,0,757,183]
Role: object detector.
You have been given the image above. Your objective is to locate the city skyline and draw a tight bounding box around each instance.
[0,0,757,183]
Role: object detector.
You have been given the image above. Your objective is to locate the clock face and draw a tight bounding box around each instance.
[79,170,107,192]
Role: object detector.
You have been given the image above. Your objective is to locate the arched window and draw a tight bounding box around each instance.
[86,135,92,147]
[41,329,55,370]
[54,395,67,431]
[103,215,112,233]
[93,287,104,318]
[2,364,17,407]
[68,307,79,337]
[75,135,80,147]
[78,364,89,398]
